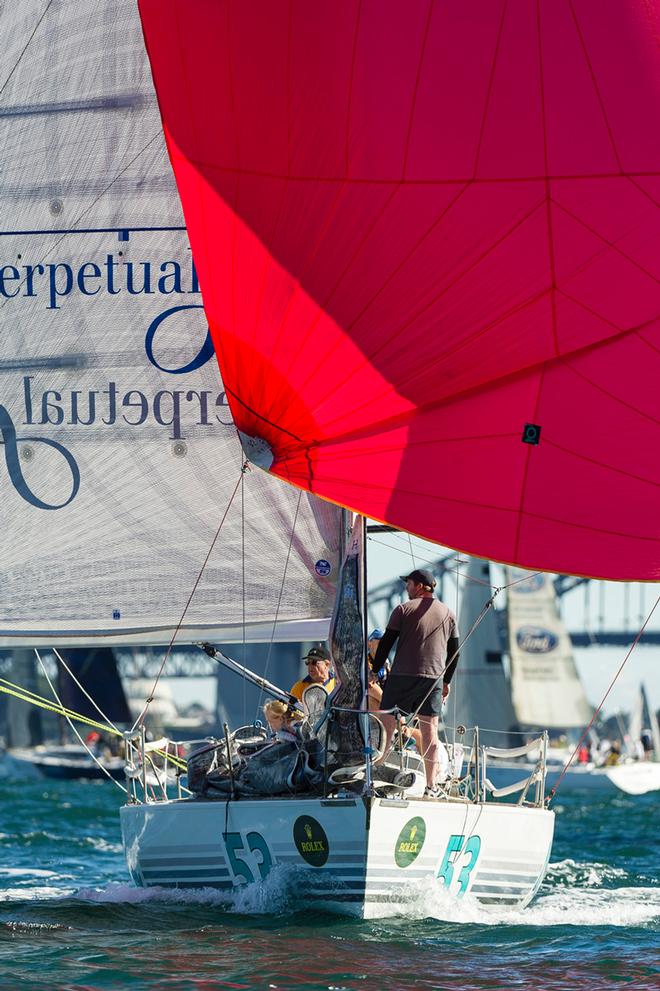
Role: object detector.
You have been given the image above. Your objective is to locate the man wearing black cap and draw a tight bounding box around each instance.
[371,568,459,798]
[290,645,335,702]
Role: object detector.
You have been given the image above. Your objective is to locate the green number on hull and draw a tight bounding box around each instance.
[223,831,273,884]
[457,836,481,895]
[246,830,273,880]
[436,834,464,888]
[436,833,481,897]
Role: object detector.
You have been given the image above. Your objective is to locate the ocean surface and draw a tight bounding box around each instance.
[0,774,657,991]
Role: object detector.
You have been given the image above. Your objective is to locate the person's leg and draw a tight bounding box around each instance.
[405,720,423,753]
[377,712,396,761]
[419,715,439,788]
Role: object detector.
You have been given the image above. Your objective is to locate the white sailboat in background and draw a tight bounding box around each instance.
[626,682,660,763]
[456,562,660,796]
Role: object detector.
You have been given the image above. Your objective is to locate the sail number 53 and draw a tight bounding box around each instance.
[223,831,273,884]
[436,833,481,896]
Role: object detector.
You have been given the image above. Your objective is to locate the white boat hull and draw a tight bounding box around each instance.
[120,795,554,919]
[486,760,660,796]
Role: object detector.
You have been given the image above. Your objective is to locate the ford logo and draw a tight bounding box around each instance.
[516,626,558,653]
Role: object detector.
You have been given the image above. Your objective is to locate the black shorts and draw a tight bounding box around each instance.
[380,674,442,718]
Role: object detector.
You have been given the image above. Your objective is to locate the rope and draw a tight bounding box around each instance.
[0,677,123,734]
[255,490,303,719]
[53,648,122,736]
[0,677,187,773]
[548,594,660,805]
[34,649,128,794]
[132,462,249,731]
[407,588,502,726]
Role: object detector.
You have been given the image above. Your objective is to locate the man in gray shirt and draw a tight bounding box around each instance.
[371,568,459,798]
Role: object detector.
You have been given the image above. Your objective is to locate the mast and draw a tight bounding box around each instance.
[360,514,372,793]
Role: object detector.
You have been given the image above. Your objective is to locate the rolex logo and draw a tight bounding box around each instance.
[294,816,329,867]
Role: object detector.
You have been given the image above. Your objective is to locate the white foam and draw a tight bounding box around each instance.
[394,877,660,928]
[71,862,660,928]
[546,858,629,887]
[0,885,74,901]
[0,868,61,878]
[76,866,299,915]
[75,882,233,907]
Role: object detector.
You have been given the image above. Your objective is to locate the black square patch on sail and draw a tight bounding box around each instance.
[522,423,541,445]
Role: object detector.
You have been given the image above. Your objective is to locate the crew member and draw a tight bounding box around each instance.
[290,645,335,702]
[263,700,305,742]
[371,568,459,798]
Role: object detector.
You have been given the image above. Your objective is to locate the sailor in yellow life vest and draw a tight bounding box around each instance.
[290,645,335,702]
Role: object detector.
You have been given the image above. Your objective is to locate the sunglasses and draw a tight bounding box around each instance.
[305,658,326,665]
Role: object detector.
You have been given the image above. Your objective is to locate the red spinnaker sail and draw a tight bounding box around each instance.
[139,1,660,581]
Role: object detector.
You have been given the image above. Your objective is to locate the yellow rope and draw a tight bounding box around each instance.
[0,678,188,771]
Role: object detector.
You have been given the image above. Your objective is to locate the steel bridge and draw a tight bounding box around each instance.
[367,550,660,651]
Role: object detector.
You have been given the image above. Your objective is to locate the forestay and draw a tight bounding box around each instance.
[0,1,341,646]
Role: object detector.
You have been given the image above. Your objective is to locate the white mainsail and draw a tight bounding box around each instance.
[448,558,518,743]
[628,683,660,758]
[506,568,592,728]
[0,1,341,646]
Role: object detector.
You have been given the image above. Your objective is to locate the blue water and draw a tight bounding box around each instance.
[0,776,658,990]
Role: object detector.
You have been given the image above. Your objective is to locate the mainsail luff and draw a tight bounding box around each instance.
[0,1,342,646]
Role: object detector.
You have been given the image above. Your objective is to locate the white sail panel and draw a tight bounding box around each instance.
[0,2,340,646]
[506,569,592,728]
[449,558,518,744]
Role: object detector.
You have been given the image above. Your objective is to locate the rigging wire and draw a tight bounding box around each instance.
[0,677,123,735]
[548,594,660,805]
[131,463,249,732]
[407,532,417,569]
[33,649,128,795]
[53,648,122,736]
[0,675,187,773]
[255,490,304,720]
[241,455,247,725]
[0,0,54,101]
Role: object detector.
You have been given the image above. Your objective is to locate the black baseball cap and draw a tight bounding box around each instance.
[303,645,331,663]
[400,568,436,589]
